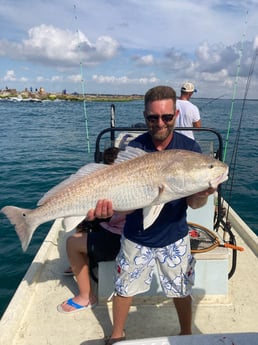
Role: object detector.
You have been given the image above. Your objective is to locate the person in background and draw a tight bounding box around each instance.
[87,85,215,344]
[57,147,125,313]
[176,82,201,139]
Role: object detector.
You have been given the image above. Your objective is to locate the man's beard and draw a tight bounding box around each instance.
[150,124,174,142]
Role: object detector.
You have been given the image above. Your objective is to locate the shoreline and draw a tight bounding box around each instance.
[0,91,144,102]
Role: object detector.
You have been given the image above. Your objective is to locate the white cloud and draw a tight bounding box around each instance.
[67,74,83,83]
[3,70,16,81]
[92,74,159,85]
[1,1,258,97]
[36,76,46,82]
[94,36,119,59]
[200,68,228,82]
[133,54,155,66]
[196,42,221,64]
[51,75,63,82]
[138,77,159,84]
[2,70,28,84]
[0,24,119,68]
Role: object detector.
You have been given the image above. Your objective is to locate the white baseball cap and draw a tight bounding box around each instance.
[181,82,197,93]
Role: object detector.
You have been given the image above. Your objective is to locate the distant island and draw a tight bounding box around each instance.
[0,87,143,102]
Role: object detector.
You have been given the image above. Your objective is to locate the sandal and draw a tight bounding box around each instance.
[104,335,126,345]
[57,298,97,314]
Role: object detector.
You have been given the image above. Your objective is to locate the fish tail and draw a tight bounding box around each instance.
[1,206,37,252]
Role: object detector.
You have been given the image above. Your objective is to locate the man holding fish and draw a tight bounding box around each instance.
[87,85,221,344]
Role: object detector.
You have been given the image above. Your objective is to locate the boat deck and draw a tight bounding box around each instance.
[1,209,258,345]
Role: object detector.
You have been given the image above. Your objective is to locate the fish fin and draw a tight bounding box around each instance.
[62,216,86,231]
[143,204,164,230]
[115,146,147,164]
[1,206,37,252]
[38,163,108,205]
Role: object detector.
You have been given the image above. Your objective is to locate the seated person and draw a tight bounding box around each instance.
[57,147,124,313]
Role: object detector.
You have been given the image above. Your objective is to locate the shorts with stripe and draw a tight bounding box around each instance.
[114,235,195,298]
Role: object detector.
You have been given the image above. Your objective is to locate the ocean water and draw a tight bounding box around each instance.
[0,98,257,317]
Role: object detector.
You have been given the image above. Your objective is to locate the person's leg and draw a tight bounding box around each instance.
[109,295,132,339]
[156,236,195,335]
[58,232,96,312]
[106,237,154,342]
[173,295,192,335]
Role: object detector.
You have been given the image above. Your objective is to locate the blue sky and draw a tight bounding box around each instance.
[1,0,258,98]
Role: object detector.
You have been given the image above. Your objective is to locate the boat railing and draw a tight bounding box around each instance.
[95,126,223,159]
[94,126,225,227]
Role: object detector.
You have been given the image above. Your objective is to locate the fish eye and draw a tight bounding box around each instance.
[208,163,214,169]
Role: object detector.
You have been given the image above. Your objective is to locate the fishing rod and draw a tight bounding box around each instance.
[220,38,258,278]
[73,4,91,154]
[198,94,226,111]
[217,11,249,279]
[223,11,248,163]
[225,45,258,210]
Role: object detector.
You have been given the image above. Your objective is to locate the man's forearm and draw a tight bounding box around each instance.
[187,194,208,209]
[187,187,216,209]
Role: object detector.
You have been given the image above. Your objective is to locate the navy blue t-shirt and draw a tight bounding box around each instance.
[123,131,202,248]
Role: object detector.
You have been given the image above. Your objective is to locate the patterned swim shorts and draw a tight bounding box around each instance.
[114,235,195,298]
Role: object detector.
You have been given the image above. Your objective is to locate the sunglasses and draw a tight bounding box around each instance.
[145,114,175,123]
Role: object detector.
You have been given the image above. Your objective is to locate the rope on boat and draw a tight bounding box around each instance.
[73,4,91,154]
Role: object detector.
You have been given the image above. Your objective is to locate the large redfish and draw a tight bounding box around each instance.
[1,147,228,251]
